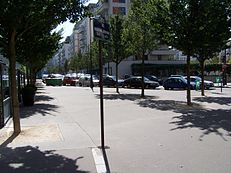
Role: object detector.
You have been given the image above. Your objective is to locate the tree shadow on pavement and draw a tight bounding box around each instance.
[0,145,89,173]
[20,103,59,118]
[96,93,158,101]
[35,95,54,102]
[137,99,231,140]
[138,99,203,111]
[170,109,231,141]
[193,97,231,105]
[35,87,47,93]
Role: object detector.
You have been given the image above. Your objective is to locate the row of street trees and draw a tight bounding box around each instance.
[105,0,230,102]
[0,0,230,133]
[0,0,86,133]
[168,0,230,104]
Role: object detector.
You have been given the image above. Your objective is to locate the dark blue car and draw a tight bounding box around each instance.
[144,75,162,85]
[123,76,159,89]
[163,77,195,90]
[103,75,124,87]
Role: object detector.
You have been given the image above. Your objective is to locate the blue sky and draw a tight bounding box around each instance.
[56,0,98,42]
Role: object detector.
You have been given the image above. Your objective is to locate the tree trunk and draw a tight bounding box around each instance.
[8,29,21,133]
[186,55,191,106]
[26,67,30,85]
[31,69,36,85]
[141,51,145,98]
[30,69,33,84]
[200,60,205,96]
[116,62,119,93]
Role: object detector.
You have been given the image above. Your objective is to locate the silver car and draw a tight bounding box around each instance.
[184,76,214,89]
[78,74,99,87]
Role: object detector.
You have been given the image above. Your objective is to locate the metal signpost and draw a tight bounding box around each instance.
[93,17,110,149]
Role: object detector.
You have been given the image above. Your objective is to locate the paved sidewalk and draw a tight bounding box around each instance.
[0,80,231,173]
[0,81,98,173]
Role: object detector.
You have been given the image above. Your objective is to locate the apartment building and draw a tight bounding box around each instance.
[49,0,195,77]
[47,36,72,71]
[94,0,131,20]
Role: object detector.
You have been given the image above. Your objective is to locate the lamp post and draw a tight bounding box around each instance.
[222,48,227,86]
[89,17,94,90]
[92,16,110,149]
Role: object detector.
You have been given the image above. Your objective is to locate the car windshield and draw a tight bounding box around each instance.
[181,77,187,83]
[191,76,201,81]
[144,77,150,81]
[110,76,116,80]
[93,75,99,80]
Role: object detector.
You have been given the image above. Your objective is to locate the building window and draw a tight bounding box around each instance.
[157,55,162,61]
[113,0,125,3]
[113,7,126,15]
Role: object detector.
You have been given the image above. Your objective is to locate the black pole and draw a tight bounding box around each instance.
[89,17,94,91]
[98,40,104,149]
[223,49,227,86]
[221,75,223,93]
[0,64,4,128]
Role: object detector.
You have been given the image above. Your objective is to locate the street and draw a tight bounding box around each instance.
[1,81,231,173]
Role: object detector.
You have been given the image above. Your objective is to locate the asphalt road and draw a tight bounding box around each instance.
[2,82,231,173]
[43,84,231,173]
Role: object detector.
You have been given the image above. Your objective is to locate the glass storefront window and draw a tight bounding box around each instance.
[2,65,9,99]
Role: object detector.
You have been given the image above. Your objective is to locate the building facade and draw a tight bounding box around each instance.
[94,0,131,20]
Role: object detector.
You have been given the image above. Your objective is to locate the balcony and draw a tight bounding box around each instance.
[95,0,109,14]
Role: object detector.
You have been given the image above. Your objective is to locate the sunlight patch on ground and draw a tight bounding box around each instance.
[0,124,62,145]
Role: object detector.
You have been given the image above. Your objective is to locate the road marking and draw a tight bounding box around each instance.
[92,148,107,173]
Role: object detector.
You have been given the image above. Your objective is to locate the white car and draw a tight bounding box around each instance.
[78,74,99,87]
[185,76,214,89]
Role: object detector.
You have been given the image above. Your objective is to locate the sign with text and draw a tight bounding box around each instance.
[93,18,110,41]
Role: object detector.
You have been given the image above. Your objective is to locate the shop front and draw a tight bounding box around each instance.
[0,63,11,128]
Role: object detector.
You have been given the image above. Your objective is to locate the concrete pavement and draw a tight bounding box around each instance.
[0,80,231,173]
[0,81,98,173]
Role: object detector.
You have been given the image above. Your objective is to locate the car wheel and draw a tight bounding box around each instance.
[79,83,82,86]
[164,87,169,90]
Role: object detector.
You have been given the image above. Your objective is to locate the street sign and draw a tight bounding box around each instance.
[93,17,110,149]
[93,18,110,41]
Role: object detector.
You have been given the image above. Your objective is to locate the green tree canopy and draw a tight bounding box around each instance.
[109,15,131,93]
[124,0,169,97]
[193,0,231,95]
[0,0,85,133]
[169,0,200,105]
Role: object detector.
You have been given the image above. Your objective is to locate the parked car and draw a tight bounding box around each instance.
[103,75,124,87]
[45,74,64,86]
[123,76,159,89]
[184,76,214,89]
[79,74,99,87]
[144,75,162,85]
[63,76,78,86]
[170,74,186,79]
[163,76,195,90]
